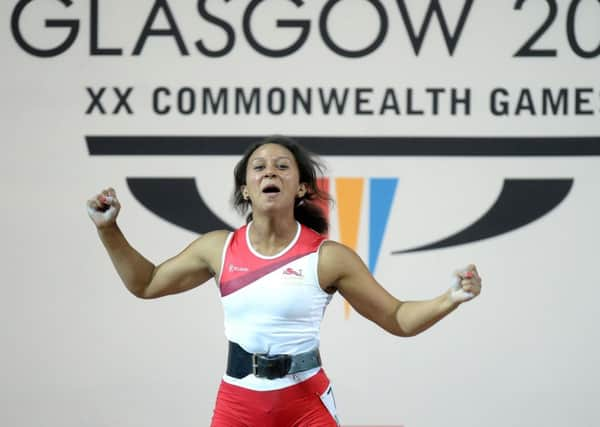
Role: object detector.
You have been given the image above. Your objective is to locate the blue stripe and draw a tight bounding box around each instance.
[369,178,398,272]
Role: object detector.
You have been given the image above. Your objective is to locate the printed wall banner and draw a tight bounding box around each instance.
[2,1,599,426]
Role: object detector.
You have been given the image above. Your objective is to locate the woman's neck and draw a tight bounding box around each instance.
[248,215,298,256]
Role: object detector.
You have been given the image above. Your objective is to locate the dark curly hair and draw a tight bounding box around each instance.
[232,136,331,234]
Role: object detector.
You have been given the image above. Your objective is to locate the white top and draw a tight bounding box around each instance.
[218,223,332,391]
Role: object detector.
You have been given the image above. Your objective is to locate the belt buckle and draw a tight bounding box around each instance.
[252,353,292,379]
[251,353,266,377]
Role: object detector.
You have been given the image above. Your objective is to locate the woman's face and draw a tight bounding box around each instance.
[243,143,307,214]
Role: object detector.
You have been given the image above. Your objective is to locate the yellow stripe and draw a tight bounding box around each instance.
[335,178,364,319]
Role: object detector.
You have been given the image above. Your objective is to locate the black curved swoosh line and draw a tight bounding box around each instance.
[127,178,234,233]
[392,179,573,254]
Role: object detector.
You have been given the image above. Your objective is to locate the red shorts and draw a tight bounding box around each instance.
[210,369,339,427]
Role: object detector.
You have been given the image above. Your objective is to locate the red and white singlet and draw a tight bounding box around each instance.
[217,221,333,391]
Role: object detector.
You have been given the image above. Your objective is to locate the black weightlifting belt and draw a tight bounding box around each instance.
[226,341,322,380]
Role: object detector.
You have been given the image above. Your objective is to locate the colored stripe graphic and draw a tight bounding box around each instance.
[335,178,364,319]
[369,179,398,272]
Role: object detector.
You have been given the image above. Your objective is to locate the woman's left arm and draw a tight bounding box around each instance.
[318,241,482,337]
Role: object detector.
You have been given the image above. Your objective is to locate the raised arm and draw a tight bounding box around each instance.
[87,187,228,299]
[318,241,481,337]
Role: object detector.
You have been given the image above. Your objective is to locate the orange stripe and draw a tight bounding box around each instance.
[335,178,364,319]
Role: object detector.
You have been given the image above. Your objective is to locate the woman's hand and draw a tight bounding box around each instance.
[86,187,121,229]
[449,264,482,304]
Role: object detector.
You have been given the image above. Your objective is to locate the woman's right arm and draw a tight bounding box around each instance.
[87,187,228,299]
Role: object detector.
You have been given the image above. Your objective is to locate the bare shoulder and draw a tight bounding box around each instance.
[319,240,353,260]
[318,240,367,290]
[320,240,363,263]
[189,229,230,251]
[194,229,230,247]
[186,229,230,269]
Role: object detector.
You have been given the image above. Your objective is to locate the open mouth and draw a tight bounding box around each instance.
[262,184,281,194]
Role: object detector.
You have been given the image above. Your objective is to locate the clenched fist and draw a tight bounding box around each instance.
[449,264,482,304]
[86,187,121,229]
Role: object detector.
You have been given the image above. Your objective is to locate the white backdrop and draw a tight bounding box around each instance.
[2,1,599,426]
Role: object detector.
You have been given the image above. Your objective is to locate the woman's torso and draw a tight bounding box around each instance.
[216,222,332,390]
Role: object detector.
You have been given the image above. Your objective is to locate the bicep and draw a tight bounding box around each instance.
[322,242,402,333]
[140,231,227,299]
